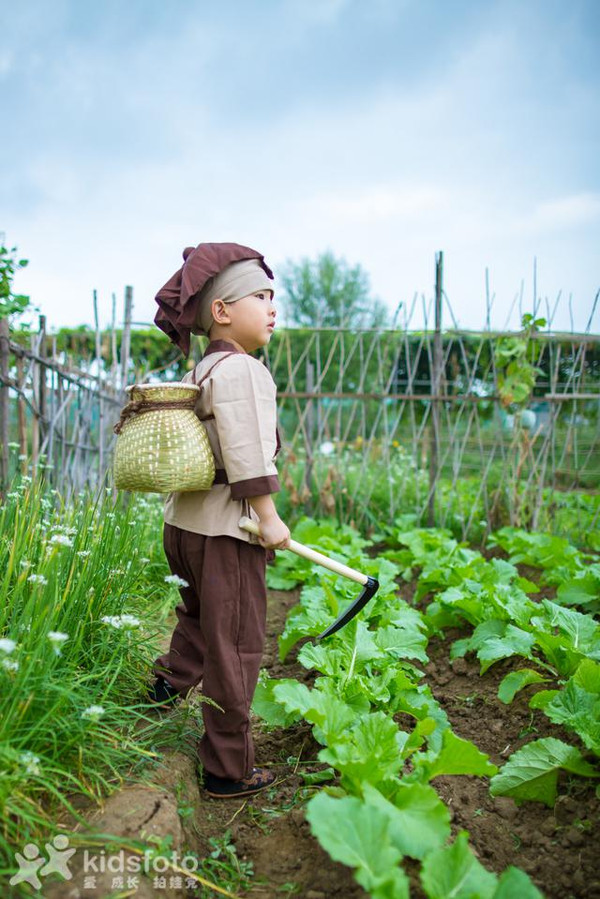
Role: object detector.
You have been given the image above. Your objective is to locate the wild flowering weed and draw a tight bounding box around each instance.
[0,470,194,865]
[165,574,189,588]
[81,705,106,722]
[47,631,69,655]
[101,614,141,629]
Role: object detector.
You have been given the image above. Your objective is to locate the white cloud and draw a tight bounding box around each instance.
[519,193,600,234]
[300,184,449,224]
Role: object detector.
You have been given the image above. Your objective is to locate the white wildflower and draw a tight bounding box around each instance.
[20,752,40,775]
[28,574,48,586]
[101,614,141,629]
[18,454,28,461]
[77,551,91,559]
[21,475,33,484]
[20,560,31,568]
[105,512,116,520]
[81,704,105,721]
[165,575,189,588]
[7,442,20,450]
[0,638,17,654]
[49,534,73,548]
[47,631,69,655]
[6,492,18,500]
[140,558,150,564]
[2,658,19,672]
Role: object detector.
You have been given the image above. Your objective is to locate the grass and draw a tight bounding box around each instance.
[0,469,196,879]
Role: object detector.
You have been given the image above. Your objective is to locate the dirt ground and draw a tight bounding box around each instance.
[44,577,600,899]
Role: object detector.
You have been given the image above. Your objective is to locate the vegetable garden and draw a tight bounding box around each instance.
[1,263,599,896]
[1,464,599,898]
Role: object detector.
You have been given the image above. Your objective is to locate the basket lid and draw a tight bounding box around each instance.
[125,382,200,394]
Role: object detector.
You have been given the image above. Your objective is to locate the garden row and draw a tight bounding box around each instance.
[253,519,600,898]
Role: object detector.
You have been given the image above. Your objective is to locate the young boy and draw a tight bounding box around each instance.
[151,242,290,799]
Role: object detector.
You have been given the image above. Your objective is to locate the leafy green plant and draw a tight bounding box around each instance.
[0,240,30,320]
[254,519,545,896]
[489,737,599,807]
[494,314,546,409]
[194,830,255,898]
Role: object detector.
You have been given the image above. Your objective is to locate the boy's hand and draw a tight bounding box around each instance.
[258,514,291,550]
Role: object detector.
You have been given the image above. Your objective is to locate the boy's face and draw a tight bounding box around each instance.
[221,290,276,353]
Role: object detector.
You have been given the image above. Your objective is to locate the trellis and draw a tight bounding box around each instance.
[0,268,598,542]
[262,258,600,539]
[0,289,132,498]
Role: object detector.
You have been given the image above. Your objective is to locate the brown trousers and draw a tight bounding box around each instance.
[154,523,267,780]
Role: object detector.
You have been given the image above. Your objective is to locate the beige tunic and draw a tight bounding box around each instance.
[163,341,280,541]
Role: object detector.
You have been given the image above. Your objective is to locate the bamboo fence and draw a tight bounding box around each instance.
[0,262,598,541]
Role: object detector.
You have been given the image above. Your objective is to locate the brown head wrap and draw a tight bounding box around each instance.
[154,242,274,356]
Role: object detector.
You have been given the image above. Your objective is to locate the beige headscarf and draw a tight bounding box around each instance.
[193,258,274,336]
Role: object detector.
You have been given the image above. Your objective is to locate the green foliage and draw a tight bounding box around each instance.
[420,831,499,899]
[489,737,599,806]
[0,240,30,320]
[254,517,535,895]
[279,250,389,328]
[530,660,600,756]
[495,314,546,408]
[498,669,550,704]
[0,471,197,867]
[420,832,544,898]
[196,829,256,898]
[306,792,410,899]
[361,781,450,861]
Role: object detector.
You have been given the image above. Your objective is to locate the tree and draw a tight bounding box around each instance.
[278,250,388,329]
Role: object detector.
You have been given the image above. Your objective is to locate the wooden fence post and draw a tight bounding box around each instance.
[16,356,27,474]
[121,286,133,390]
[0,317,10,490]
[38,315,47,453]
[304,360,315,512]
[93,290,104,477]
[428,251,443,526]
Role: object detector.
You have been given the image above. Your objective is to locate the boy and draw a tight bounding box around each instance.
[151,242,290,799]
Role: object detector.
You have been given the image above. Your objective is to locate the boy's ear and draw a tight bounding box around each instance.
[211,298,231,325]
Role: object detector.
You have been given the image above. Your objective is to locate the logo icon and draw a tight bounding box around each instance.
[10,834,76,889]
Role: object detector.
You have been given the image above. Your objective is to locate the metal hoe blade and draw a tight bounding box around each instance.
[317,576,380,640]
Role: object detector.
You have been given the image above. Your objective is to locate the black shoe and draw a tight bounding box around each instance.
[147,676,181,705]
[202,767,276,799]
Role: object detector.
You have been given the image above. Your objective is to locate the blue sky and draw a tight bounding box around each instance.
[2,0,599,333]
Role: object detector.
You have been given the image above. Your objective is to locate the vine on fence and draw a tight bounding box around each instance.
[495,313,546,408]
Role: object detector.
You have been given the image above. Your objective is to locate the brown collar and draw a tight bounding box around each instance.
[203,339,245,358]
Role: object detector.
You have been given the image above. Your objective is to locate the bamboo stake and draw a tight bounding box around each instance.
[0,317,10,489]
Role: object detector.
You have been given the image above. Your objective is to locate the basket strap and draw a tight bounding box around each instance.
[191,351,238,389]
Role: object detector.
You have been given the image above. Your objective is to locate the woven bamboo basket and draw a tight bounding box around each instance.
[113,383,215,493]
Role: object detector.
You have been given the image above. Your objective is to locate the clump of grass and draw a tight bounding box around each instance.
[0,471,194,873]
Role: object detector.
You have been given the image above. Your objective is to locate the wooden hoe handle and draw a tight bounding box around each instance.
[238,517,368,587]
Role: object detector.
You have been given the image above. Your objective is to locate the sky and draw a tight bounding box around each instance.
[2,0,599,335]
